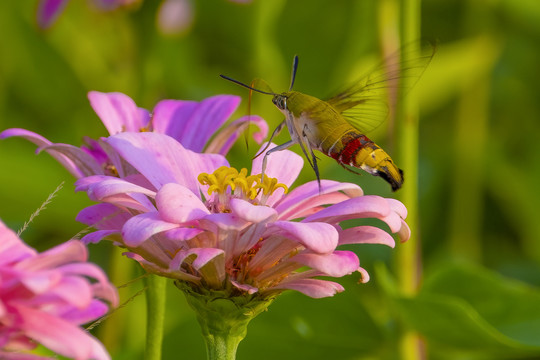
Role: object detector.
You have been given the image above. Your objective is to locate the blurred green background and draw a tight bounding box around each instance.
[1,0,540,359]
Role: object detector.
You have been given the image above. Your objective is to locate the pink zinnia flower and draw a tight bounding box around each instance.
[75,131,410,299]
[0,220,118,360]
[0,92,267,179]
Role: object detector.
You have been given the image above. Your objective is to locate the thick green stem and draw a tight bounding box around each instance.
[177,282,275,360]
[144,275,166,360]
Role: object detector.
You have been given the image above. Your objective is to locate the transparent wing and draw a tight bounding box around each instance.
[327,43,435,133]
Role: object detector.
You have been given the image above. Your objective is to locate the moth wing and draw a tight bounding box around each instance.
[327,43,435,133]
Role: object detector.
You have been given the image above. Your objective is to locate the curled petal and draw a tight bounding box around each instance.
[39,143,104,176]
[228,198,277,223]
[303,195,390,223]
[271,278,344,298]
[339,226,395,248]
[268,221,338,254]
[1,128,87,178]
[204,115,269,155]
[275,180,363,220]
[397,219,411,243]
[80,230,119,244]
[357,267,370,283]
[87,178,156,200]
[230,280,258,294]
[303,195,406,233]
[170,248,226,286]
[156,183,209,223]
[170,248,225,271]
[122,212,180,247]
[292,250,359,277]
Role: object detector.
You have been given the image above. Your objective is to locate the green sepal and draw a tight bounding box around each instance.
[175,281,276,360]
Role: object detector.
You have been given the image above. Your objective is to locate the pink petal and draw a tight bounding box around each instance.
[152,95,240,152]
[162,227,204,241]
[397,219,411,243]
[251,143,303,189]
[275,180,363,220]
[17,305,110,360]
[0,351,52,359]
[170,248,225,271]
[0,221,37,265]
[0,128,86,178]
[271,278,344,298]
[199,213,249,232]
[156,183,209,223]
[75,175,112,192]
[17,241,87,272]
[178,95,240,152]
[36,0,69,28]
[106,132,228,193]
[269,221,338,254]
[80,230,118,244]
[85,179,156,212]
[76,203,130,229]
[339,226,396,248]
[39,143,104,176]
[357,267,370,283]
[228,198,277,223]
[58,262,118,305]
[88,91,147,135]
[122,212,180,247]
[303,196,403,232]
[87,178,156,200]
[151,100,198,138]
[61,299,109,324]
[230,280,258,294]
[292,250,359,277]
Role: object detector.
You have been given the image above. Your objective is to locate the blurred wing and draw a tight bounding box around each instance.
[327,43,435,133]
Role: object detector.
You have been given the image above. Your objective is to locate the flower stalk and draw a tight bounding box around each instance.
[145,275,167,360]
[177,281,275,360]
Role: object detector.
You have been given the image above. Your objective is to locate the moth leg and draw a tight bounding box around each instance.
[261,140,294,181]
[298,125,321,191]
[338,162,363,175]
[254,120,286,159]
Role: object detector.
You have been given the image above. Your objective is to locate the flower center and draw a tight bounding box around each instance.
[197,166,288,208]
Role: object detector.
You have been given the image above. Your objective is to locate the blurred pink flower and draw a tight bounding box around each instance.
[75,131,410,298]
[157,0,194,35]
[0,92,267,178]
[36,0,137,29]
[0,220,118,359]
[37,0,250,32]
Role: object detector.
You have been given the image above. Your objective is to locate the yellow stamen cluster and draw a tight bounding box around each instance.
[198,166,288,202]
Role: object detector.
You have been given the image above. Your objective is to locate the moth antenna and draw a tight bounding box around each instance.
[220,75,277,95]
[289,55,299,91]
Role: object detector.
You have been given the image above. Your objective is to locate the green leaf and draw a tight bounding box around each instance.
[377,262,540,358]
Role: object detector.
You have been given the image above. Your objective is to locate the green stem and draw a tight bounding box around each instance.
[396,0,423,358]
[177,282,275,360]
[145,275,166,360]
